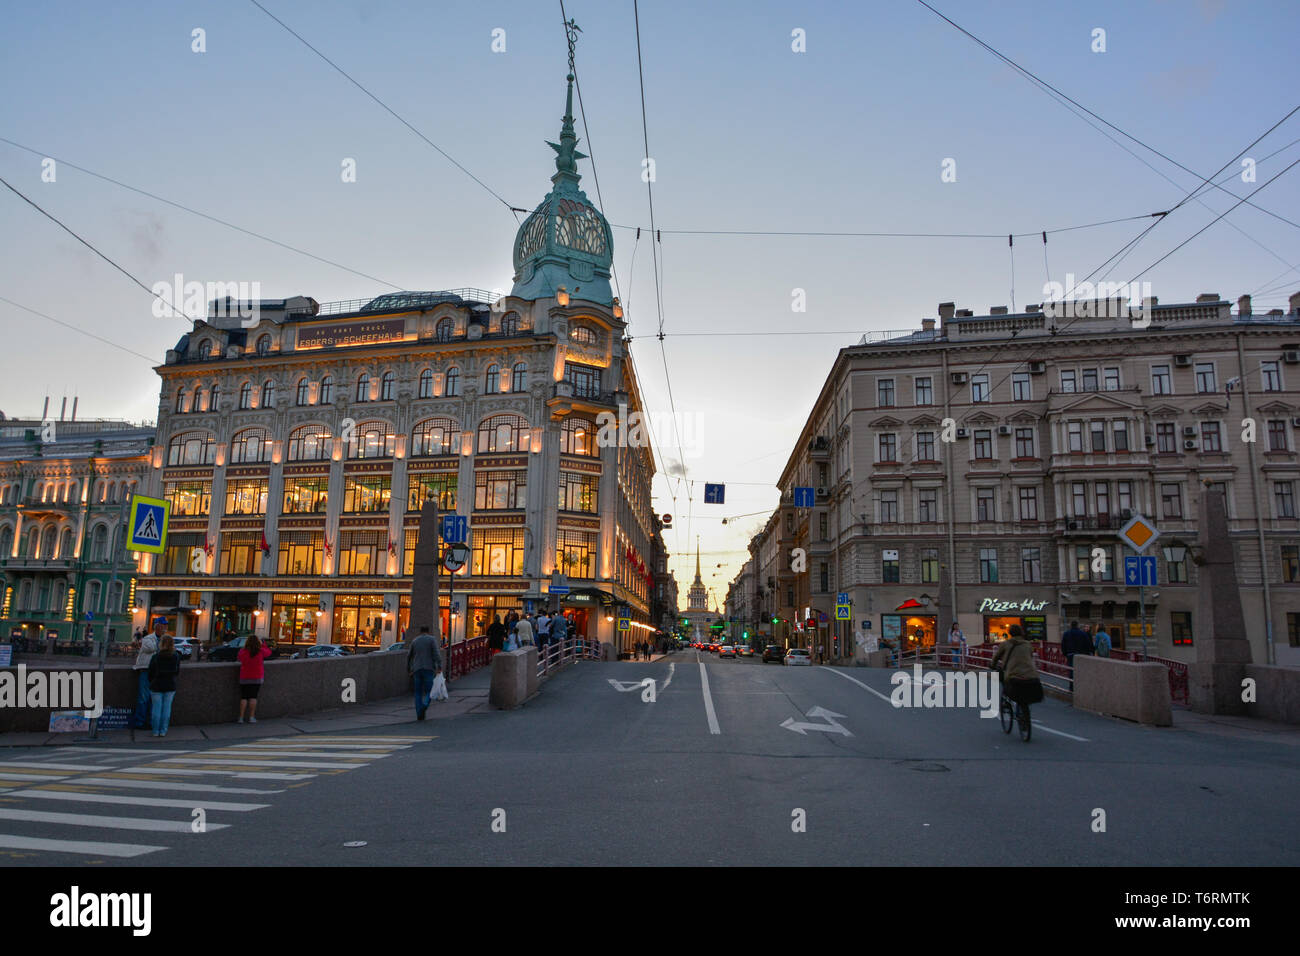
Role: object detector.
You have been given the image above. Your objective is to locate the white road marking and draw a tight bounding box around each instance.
[819,666,895,703]
[200,749,390,760]
[781,707,852,736]
[0,761,116,772]
[223,742,411,750]
[0,834,166,858]
[0,808,229,832]
[112,766,315,780]
[0,771,72,782]
[12,790,270,812]
[76,777,286,795]
[698,662,721,735]
[151,757,365,770]
[661,663,675,692]
[1030,722,1090,742]
[51,746,195,756]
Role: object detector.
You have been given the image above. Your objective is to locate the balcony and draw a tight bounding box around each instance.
[808,436,831,459]
[1,556,74,572]
[1059,514,1129,533]
[18,497,76,516]
[547,383,621,417]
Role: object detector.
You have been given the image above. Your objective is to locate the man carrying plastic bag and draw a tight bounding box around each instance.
[407,625,444,720]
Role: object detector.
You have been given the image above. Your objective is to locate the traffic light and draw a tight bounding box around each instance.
[743,630,748,639]
[771,616,778,624]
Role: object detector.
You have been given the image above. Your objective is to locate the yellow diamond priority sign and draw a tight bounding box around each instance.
[1118,513,1159,553]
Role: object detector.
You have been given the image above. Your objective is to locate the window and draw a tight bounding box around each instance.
[346,421,396,459]
[1151,365,1172,395]
[219,532,262,575]
[1103,367,1120,391]
[287,424,332,461]
[412,417,460,456]
[229,427,271,463]
[408,473,457,512]
[564,362,601,398]
[472,527,527,576]
[164,481,211,517]
[1014,427,1034,458]
[1200,421,1222,452]
[1289,613,1299,648]
[973,429,992,459]
[1021,547,1041,583]
[920,549,939,583]
[500,312,520,336]
[569,325,598,346]
[1072,482,1088,517]
[278,532,323,575]
[238,382,252,410]
[1282,546,1299,582]
[380,371,395,401]
[418,369,433,399]
[1060,370,1077,393]
[484,364,500,394]
[175,388,189,414]
[918,489,938,523]
[512,362,527,392]
[1082,368,1099,392]
[916,431,936,461]
[1012,372,1031,401]
[976,487,996,522]
[402,528,449,576]
[877,552,899,583]
[1268,420,1288,451]
[475,470,527,510]
[209,383,221,410]
[191,384,204,411]
[878,433,897,462]
[559,471,599,512]
[1090,420,1106,453]
[338,531,383,576]
[1168,554,1188,582]
[879,490,898,523]
[435,318,454,342]
[256,335,271,355]
[445,367,460,397]
[343,476,391,513]
[555,529,596,578]
[1261,360,1282,392]
[1067,422,1083,452]
[1117,481,1133,514]
[1171,612,1193,646]
[477,414,530,453]
[971,374,990,403]
[319,376,333,405]
[1276,481,1297,518]
[224,479,268,515]
[1096,482,1110,517]
[1112,421,1129,451]
[1075,545,1091,582]
[561,417,597,456]
[1194,362,1216,393]
[158,533,201,574]
[1161,483,1183,518]
[1018,486,1038,521]
[1156,422,1176,453]
[914,377,933,405]
[167,432,215,466]
[979,548,999,583]
[296,378,310,406]
[282,477,329,514]
[818,512,828,540]
[355,373,371,402]
[877,378,895,407]
[260,380,274,408]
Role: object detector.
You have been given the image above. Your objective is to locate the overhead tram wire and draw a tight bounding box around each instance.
[0,295,159,364]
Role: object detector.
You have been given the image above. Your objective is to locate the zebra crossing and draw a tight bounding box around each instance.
[0,734,429,861]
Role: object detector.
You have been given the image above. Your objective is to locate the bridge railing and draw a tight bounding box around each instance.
[536,637,602,677]
[447,636,489,680]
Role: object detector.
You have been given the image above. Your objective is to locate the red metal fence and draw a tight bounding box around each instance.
[951,641,1188,704]
[537,637,602,677]
[447,636,489,680]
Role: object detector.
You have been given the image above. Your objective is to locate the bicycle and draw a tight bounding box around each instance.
[999,682,1032,742]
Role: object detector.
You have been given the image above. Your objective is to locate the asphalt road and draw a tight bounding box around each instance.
[1,650,1296,866]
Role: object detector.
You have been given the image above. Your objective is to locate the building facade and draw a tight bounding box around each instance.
[135,70,658,658]
[773,291,1300,666]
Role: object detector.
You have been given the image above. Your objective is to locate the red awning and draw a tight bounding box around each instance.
[895,599,926,611]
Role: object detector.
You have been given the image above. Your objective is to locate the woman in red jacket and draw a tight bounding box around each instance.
[237,635,273,723]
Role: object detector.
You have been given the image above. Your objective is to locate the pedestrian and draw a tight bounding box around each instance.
[947,622,965,669]
[551,611,568,647]
[236,634,273,723]
[132,617,165,730]
[407,625,443,721]
[515,613,535,648]
[1061,619,1093,689]
[487,614,506,657]
[537,612,552,649]
[1094,622,1112,658]
[147,635,181,737]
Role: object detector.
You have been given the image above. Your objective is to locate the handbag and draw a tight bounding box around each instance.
[429,672,449,701]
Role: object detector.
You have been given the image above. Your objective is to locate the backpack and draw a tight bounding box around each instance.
[1094,631,1111,657]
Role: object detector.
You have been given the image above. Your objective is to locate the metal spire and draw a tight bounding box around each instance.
[547,18,587,185]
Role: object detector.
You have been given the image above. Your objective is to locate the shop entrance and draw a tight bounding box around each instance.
[883,614,937,651]
[982,615,1047,643]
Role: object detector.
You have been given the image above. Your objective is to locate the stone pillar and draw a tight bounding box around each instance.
[407,498,441,641]
[1188,488,1252,715]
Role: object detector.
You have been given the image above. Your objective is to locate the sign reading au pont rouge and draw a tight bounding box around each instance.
[297,318,406,349]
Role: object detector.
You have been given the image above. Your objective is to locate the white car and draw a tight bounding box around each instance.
[784,648,812,666]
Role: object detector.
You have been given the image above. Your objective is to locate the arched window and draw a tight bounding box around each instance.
[41,525,57,559]
[477,414,530,453]
[239,382,252,409]
[512,362,528,392]
[435,318,454,342]
[380,371,395,401]
[287,424,332,462]
[418,368,433,399]
[58,527,74,559]
[85,580,102,615]
[296,377,310,406]
[561,417,598,456]
[0,525,12,559]
[355,373,370,403]
[256,335,271,355]
[90,524,108,562]
[230,427,272,463]
[319,376,334,405]
[484,364,500,394]
[445,367,461,397]
[411,417,460,457]
[175,388,189,414]
[196,338,211,358]
[500,312,520,336]
[346,420,396,460]
[209,383,221,411]
[26,527,39,558]
[51,580,66,614]
[261,380,274,408]
[168,431,216,466]
[569,325,598,346]
[191,383,205,413]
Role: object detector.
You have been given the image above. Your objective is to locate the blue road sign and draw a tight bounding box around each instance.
[835,604,851,621]
[440,515,468,544]
[704,483,725,504]
[793,486,815,508]
[1124,555,1158,587]
[836,592,849,605]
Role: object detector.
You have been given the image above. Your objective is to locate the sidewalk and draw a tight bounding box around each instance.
[0,667,496,748]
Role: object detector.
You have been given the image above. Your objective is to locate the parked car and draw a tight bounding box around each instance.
[172,637,197,660]
[387,641,406,652]
[737,646,754,658]
[718,645,736,659]
[762,644,784,663]
[302,644,352,659]
[207,636,278,662]
[784,648,812,666]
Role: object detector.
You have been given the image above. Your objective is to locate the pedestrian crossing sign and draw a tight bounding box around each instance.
[127,494,170,554]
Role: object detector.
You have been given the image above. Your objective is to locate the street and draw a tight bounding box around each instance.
[1,652,1294,867]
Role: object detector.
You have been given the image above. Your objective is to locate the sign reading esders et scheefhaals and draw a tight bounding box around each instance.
[296,319,406,349]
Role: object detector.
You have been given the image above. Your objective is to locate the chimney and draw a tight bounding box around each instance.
[1026,304,1042,313]
[1196,292,1220,304]
[1290,291,1300,314]
[1237,295,1252,316]
[71,397,78,422]
[955,309,974,317]
[989,306,1008,315]
[938,302,955,321]
[921,318,935,332]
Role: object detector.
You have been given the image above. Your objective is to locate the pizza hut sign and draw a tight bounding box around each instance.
[978,598,1049,613]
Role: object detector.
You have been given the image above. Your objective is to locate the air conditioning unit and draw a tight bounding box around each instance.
[1283,350,1300,364]
[1120,509,1133,520]
[1174,354,1193,367]
[816,486,828,498]
[1182,426,1198,437]
[1028,361,1046,374]
[997,425,1012,436]
[955,427,970,439]
[951,372,968,384]
[1066,520,1078,530]
[1144,435,1156,446]
[1183,439,1198,450]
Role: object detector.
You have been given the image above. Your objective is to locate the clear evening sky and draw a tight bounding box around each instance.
[2,0,1297,605]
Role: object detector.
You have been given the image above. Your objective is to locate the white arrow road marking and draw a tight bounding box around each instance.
[607,679,645,692]
[781,707,852,736]
[699,662,721,734]
[661,663,675,692]
[1028,722,1090,742]
[819,664,896,703]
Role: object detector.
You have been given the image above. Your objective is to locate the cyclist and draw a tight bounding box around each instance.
[990,624,1044,709]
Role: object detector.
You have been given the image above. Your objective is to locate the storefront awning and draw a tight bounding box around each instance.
[895,599,927,611]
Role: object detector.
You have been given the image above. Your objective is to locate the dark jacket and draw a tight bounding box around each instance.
[487,622,507,650]
[147,651,181,693]
[1061,628,1092,660]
